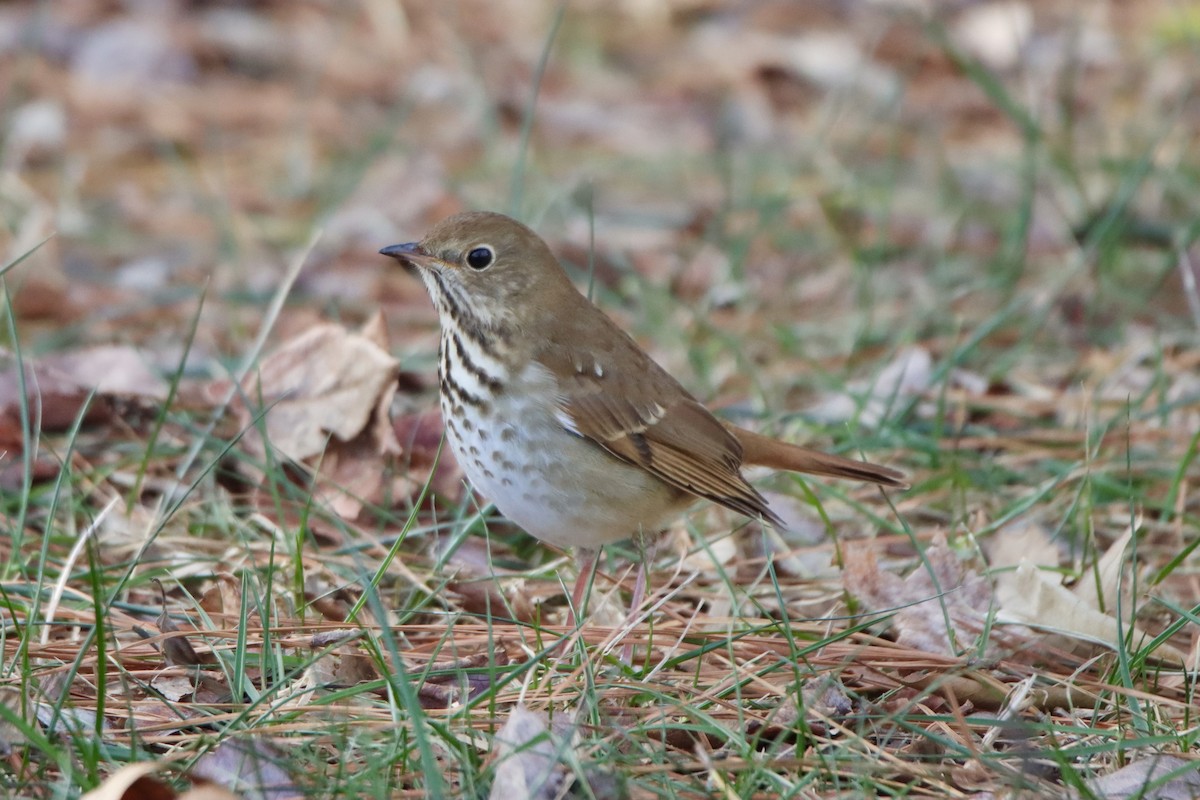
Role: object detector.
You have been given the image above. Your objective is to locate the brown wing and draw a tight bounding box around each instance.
[536,339,784,528]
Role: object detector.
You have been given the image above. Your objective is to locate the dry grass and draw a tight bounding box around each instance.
[2,1,1199,798]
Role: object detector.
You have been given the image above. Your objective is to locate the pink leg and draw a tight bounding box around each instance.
[621,533,659,664]
[567,548,599,627]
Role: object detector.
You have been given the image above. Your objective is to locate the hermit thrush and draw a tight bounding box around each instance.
[382,212,904,619]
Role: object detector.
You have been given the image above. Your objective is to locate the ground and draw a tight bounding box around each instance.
[1,2,1198,798]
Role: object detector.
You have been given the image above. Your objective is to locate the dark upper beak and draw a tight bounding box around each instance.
[379,241,437,268]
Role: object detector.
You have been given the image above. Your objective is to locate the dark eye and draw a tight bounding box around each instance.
[466,246,494,270]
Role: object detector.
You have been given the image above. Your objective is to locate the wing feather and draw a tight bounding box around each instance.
[537,341,782,527]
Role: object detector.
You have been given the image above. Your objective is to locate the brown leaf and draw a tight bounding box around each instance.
[844,536,1032,658]
[237,317,401,521]
[153,580,209,668]
[149,673,195,703]
[37,345,169,401]
[0,345,169,488]
[994,541,1187,665]
[307,630,379,687]
[1087,755,1200,800]
[196,574,243,618]
[191,738,302,800]
[79,763,173,800]
[0,359,112,433]
[489,705,570,800]
[239,318,399,463]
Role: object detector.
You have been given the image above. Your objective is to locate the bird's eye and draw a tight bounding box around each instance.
[466,246,494,270]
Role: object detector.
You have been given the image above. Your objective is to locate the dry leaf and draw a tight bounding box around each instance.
[38,345,169,401]
[994,562,1186,665]
[240,318,399,463]
[986,519,1061,570]
[197,574,243,618]
[149,674,195,703]
[191,738,302,800]
[154,580,208,667]
[994,523,1187,664]
[0,345,169,488]
[0,354,111,432]
[489,705,572,800]
[844,536,1030,658]
[1087,755,1200,800]
[238,316,401,519]
[80,763,172,800]
[80,762,243,800]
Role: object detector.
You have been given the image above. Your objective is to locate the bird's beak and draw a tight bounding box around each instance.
[379,241,438,270]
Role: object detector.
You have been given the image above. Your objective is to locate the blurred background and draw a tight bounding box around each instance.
[4,4,1200,795]
[5,0,1197,398]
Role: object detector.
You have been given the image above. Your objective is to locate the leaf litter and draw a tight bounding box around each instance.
[1,1,1198,797]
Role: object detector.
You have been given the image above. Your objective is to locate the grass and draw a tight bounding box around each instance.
[2,2,1200,798]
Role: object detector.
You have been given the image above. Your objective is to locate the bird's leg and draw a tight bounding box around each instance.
[621,530,659,664]
[567,547,599,628]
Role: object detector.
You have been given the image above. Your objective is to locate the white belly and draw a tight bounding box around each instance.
[441,362,689,550]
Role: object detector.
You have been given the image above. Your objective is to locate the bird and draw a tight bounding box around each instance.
[381,211,905,623]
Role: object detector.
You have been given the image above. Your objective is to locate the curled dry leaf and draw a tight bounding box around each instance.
[1,344,167,417]
[489,705,575,800]
[192,738,302,800]
[154,580,209,668]
[1087,755,1200,800]
[843,536,1033,659]
[240,316,399,463]
[78,764,245,800]
[237,314,400,520]
[994,566,1187,666]
[994,523,1188,663]
[0,345,169,488]
[79,763,172,800]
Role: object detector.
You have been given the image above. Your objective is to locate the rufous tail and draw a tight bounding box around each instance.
[732,426,907,488]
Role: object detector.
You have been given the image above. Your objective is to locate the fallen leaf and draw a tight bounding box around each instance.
[237,315,401,520]
[79,762,244,800]
[154,579,209,667]
[1087,755,1200,800]
[986,518,1061,570]
[489,705,571,800]
[191,738,302,800]
[149,674,195,703]
[240,318,399,463]
[80,763,172,800]
[38,345,169,401]
[994,562,1186,665]
[844,536,1032,658]
[197,574,243,618]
